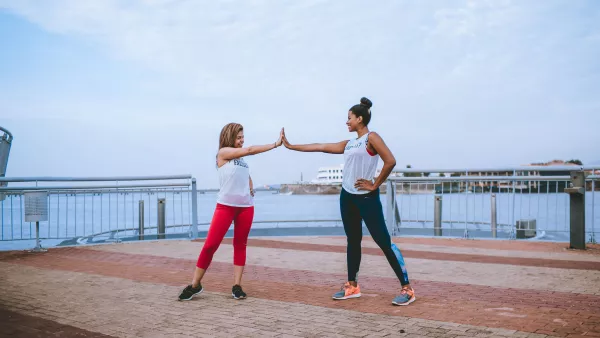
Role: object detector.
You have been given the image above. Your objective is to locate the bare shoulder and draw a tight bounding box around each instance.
[217,147,236,163]
[368,132,384,142]
[218,147,235,156]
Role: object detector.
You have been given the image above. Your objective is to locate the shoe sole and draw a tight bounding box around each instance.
[332,293,361,300]
[178,288,203,301]
[232,293,247,300]
[392,296,416,306]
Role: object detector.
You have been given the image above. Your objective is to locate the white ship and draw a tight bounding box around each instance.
[311,165,344,184]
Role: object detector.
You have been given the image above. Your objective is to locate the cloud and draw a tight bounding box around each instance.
[3,1,598,107]
[0,1,530,98]
[1,0,599,184]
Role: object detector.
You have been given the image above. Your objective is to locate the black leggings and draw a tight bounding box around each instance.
[340,188,410,285]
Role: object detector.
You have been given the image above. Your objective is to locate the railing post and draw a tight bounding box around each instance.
[434,195,442,236]
[34,221,43,251]
[394,190,401,231]
[157,198,166,240]
[565,170,585,250]
[191,178,198,239]
[24,191,48,252]
[491,193,497,238]
[591,179,596,244]
[138,200,144,240]
[386,180,395,235]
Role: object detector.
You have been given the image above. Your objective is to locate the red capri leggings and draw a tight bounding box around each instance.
[196,203,254,269]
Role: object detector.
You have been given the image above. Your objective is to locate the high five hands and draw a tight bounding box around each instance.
[275,128,284,148]
[281,128,291,149]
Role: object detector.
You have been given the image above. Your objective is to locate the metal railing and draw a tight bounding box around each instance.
[0,175,198,249]
[385,168,600,243]
[1,166,599,250]
[391,165,598,174]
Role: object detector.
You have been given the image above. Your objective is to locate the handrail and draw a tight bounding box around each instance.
[0,175,192,183]
[392,166,599,173]
[0,183,190,191]
[388,176,571,182]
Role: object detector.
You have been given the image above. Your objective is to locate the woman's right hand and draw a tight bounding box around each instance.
[282,128,291,148]
[275,128,284,147]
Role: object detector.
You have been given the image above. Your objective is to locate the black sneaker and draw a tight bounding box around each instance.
[178,284,203,301]
[232,285,247,300]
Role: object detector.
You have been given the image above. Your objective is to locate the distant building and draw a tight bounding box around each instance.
[438,160,582,192]
[311,165,395,184]
[312,165,344,184]
[310,160,595,191]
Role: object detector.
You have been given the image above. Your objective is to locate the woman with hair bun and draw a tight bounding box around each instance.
[282,97,415,306]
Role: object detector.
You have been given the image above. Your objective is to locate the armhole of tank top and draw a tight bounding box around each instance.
[365,132,377,157]
[216,154,230,169]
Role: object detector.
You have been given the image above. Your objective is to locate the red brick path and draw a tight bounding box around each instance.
[213,238,600,271]
[0,307,115,338]
[2,246,600,337]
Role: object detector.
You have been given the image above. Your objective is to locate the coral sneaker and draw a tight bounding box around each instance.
[332,282,362,300]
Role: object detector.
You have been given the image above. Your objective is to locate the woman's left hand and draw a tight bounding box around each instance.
[250,188,255,197]
[355,179,376,191]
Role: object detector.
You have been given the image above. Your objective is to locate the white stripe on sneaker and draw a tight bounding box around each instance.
[333,293,361,300]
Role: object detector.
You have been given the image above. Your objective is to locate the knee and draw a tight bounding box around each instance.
[201,242,219,256]
[233,238,247,251]
[373,237,392,252]
[370,229,392,249]
[346,234,362,245]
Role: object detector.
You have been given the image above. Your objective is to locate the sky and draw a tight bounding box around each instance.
[1,0,599,188]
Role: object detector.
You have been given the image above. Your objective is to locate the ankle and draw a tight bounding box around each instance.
[348,281,358,287]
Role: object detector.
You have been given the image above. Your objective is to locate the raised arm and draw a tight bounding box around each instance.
[282,129,348,154]
[219,129,283,161]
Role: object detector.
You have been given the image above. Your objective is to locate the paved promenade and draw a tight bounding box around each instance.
[1,236,600,337]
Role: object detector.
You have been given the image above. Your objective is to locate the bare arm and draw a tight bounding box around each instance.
[282,129,348,154]
[369,132,396,189]
[355,132,397,191]
[219,129,283,162]
[249,176,254,196]
[219,143,277,161]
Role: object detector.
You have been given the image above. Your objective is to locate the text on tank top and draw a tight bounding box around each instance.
[342,132,380,195]
[217,157,253,207]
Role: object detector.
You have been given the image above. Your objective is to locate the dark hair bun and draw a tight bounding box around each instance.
[360,97,372,108]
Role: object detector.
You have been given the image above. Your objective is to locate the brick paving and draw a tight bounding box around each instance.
[0,307,115,338]
[266,236,600,262]
[87,240,600,294]
[210,238,600,270]
[1,236,599,337]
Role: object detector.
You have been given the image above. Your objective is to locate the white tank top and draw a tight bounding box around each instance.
[216,157,254,207]
[342,132,380,195]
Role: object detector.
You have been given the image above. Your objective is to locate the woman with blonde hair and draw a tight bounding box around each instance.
[179,123,283,300]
